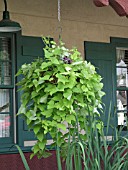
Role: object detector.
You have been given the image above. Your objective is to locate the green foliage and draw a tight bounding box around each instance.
[17,37,105,159]
[57,112,128,170]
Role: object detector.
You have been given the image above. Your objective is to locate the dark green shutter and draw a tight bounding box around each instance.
[16,36,45,146]
[84,41,116,133]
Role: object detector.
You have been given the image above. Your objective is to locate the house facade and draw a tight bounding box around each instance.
[0,0,128,169]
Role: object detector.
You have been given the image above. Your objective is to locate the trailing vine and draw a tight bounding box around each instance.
[16,37,105,159]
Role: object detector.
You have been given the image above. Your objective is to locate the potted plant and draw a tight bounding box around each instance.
[16,37,104,158]
[16,38,128,170]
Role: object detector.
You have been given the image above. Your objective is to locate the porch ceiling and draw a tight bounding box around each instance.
[93,0,128,17]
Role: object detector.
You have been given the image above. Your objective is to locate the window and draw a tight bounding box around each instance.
[0,35,15,145]
[85,37,128,135]
[0,34,48,152]
[116,48,128,130]
[0,34,45,152]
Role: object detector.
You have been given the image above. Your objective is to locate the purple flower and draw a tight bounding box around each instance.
[62,56,72,64]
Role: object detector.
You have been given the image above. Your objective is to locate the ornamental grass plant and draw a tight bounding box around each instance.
[56,110,128,170]
[16,109,128,170]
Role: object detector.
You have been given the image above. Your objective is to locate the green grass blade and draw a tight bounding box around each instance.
[56,145,62,170]
[56,131,62,170]
[66,129,73,170]
[77,141,88,169]
[15,145,30,170]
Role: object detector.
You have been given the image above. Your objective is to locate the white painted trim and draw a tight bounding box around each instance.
[24,139,53,147]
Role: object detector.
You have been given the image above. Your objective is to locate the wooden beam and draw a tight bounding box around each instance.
[93,0,109,7]
[110,0,128,16]
[93,0,128,16]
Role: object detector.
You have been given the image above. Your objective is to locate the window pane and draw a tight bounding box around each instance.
[0,51,11,85]
[0,114,10,138]
[117,67,127,87]
[0,89,9,112]
[0,61,11,85]
[0,37,12,85]
[117,112,127,126]
[116,49,128,87]
[117,90,127,110]
[117,90,128,127]
[116,49,125,63]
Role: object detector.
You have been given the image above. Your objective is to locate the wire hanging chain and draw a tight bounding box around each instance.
[57,0,62,40]
[58,0,61,22]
